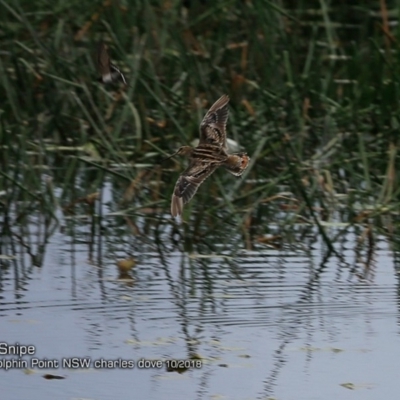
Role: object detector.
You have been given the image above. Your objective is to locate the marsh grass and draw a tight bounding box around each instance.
[1,0,400,259]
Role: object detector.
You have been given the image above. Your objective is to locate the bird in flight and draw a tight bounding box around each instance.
[96,42,126,84]
[167,94,250,217]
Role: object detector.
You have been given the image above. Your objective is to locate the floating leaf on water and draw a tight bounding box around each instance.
[331,348,344,353]
[165,364,188,374]
[190,353,202,360]
[9,319,39,324]
[297,346,344,353]
[210,395,228,400]
[341,382,374,390]
[340,382,355,390]
[120,295,133,301]
[43,374,65,380]
[117,258,136,273]
[298,346,321,352]
[23,369,35,375]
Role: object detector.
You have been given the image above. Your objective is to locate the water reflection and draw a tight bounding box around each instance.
[1,199,400,400]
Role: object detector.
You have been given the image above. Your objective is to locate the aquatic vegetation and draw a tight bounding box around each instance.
[0,0,400,261]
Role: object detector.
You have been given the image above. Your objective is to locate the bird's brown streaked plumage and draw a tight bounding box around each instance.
[171,162,219,218]
[224,153,251,176]
[169,95,250,218]
[97,42,126,84]
[199,94,230,149]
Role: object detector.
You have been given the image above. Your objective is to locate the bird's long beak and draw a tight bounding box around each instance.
[160,151,179,163]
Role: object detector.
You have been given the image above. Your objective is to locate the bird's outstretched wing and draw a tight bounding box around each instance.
[199,95,229,149]
[171,163,218,217]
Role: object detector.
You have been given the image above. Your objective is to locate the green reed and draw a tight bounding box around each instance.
[1,0,400,248]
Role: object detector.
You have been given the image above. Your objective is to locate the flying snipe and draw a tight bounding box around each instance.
[167,94,250,217]
[96,42,126,84]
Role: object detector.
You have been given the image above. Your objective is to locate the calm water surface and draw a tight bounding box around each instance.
[1,211,400,400]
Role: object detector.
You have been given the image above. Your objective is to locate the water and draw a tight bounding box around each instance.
[1,214,400,400]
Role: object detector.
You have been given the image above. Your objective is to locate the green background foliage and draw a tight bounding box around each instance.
[1,0,400,245]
